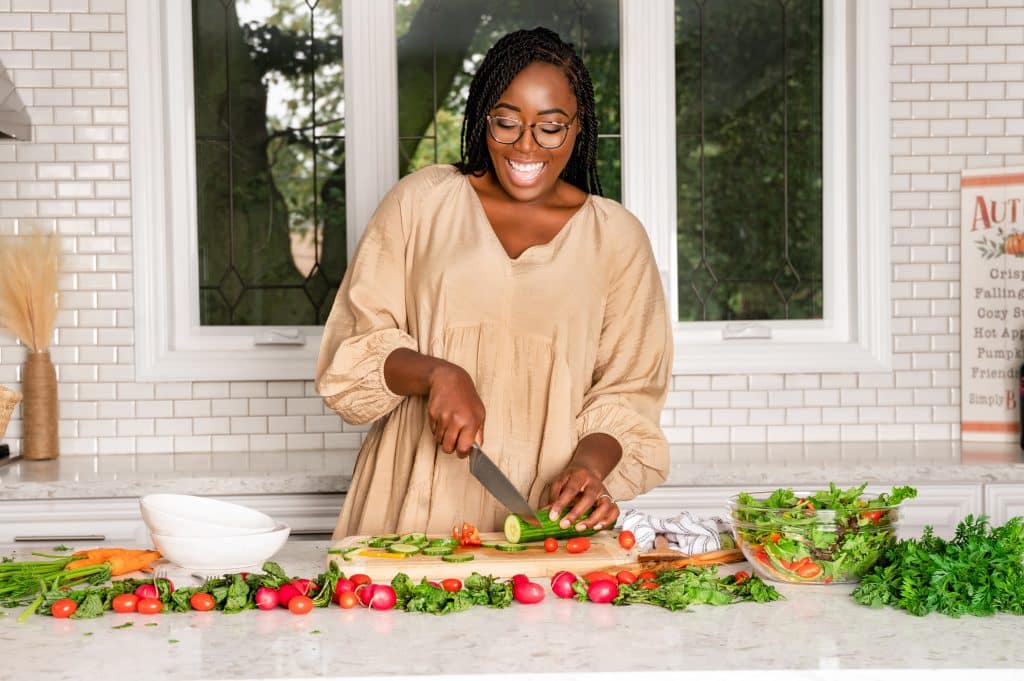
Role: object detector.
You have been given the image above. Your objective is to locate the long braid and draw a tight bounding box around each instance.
[456,27,603,197]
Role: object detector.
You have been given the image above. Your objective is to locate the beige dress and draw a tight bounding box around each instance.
[315,164,672,538]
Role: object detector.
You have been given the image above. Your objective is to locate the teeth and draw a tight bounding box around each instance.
[508,160,544,174]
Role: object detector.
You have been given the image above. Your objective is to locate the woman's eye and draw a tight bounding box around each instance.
[496,119,519,129]
[539,124,564,134]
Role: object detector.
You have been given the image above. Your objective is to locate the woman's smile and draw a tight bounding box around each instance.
[504,158,547,187]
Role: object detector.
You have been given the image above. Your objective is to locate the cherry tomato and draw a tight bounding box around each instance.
[583,571,617,584]
[137,598,163,615]
[637,571,658,582]
[51,598,77,619]
[796,561,822,579]
[861,509,884,524]
[337,591,359,609]
[769,532,781,544]
[441,578,462,593]
[640,581,659,590]
[288,595,314,615]
[190,592,216,612]
[617,530,636,550]
[733,570,750,585]
[616,570,638,585]
[565,537,591,554]
[111,593,138,614]
[543,537,558,553]
[349,573,372,587]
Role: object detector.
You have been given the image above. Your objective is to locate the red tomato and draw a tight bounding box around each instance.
[583,571,617,584]
[440,578,462,593]
[640,581,659,590]
[137,598,163,615]
[637,571,658,582]
[768,532,781,544]
[616,570,637,585]
[796,561,822,579]
[565,537,591,554]
[337,591,359,609]
[51,598,77,619]
[543,537,558,553]
[349,573,372,587]
[617,530,636,550]
[111,593,138,614]
[189,593,215,612]
[861,509,884,524]
[733,571,750,585]
[288,595,314,615]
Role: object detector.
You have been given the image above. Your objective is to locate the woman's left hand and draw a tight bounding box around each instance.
[547,464,619,532]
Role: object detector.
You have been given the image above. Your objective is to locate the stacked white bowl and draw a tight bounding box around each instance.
[140,494,290,571]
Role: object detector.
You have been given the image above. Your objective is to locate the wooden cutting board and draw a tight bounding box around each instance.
[327,532,638,582]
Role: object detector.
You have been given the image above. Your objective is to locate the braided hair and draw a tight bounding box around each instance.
[456,27,603,197]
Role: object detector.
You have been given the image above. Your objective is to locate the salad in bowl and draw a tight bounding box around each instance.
[729,483,917,585]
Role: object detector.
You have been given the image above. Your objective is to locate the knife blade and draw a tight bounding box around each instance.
[468,444,536,519]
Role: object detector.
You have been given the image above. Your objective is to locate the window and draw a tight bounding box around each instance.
[621,0,891,373]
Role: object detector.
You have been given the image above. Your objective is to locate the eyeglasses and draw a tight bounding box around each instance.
[486,113,577,149]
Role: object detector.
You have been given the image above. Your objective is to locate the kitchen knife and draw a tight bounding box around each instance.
[468,444,536,520]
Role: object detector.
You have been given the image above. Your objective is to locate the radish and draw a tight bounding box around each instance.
[513,580,545,605]
[277,582,301,608]
[368,584,396,610]
[290,578,315,596]
[134,584,158,600]
[428,581,441,589]
[356,583,376,607]
[550,571,578,599]
[255,587,279,611]
[333,578,355,603]
[587,579,619,604]
[510,573,530,587]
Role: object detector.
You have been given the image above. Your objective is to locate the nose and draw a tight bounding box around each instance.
[513,125,538,153]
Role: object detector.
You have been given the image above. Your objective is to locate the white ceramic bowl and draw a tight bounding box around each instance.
[151,524,290,571]
[140,494,275,537]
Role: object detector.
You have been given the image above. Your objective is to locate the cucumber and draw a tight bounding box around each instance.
[377,534,401,542]
[367,537,392,548]
[428,537,458,547]
[494,543,528,552]
[341,546,364,561]
[400,532,427,545]
[479,542,500,549]
[441,553,475,563]
[504,511,596,544]
[422,546,454,556]
[389,543,422,555]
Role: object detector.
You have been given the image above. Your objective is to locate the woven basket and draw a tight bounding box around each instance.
[0,385,22,439]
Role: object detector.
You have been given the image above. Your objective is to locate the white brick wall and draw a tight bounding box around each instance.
[0,0,1018,454]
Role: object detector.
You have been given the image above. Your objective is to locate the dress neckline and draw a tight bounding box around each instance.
[461,173,593,263]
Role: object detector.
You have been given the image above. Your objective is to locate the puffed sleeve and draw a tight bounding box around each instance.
[576,224,672,501]
[315,188,417,425]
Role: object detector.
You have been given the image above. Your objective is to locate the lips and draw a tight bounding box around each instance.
[505,158,546,187]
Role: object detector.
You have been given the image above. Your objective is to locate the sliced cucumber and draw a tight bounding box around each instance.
[479,542,500,549]
[388,543,422,555]
[428,537,458,547]
[494,543,528,552]
[326,548,346,555]
[367,537,392,548]
[422,546,454,556]
[400,532,427,544]
[441,553,475,563]
[341,546,365,561]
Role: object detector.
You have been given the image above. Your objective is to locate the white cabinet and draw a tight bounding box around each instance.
[0,494,344,544]
[627,482,984,540]
[982,484,1024,527]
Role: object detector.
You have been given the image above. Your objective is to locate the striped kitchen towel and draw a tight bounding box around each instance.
[619,508,725,555]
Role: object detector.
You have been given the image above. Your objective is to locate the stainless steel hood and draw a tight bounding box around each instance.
[0,61,31,141]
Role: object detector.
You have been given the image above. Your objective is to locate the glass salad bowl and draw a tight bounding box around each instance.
[728,485,915,585]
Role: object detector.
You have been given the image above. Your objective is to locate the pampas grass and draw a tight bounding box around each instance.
[0,231,62,353]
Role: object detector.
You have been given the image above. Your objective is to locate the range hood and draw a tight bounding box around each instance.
[0,61,31,141]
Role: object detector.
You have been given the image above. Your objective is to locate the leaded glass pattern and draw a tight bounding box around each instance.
[395,0,621,201]
[192,0,345,326]
[676,0,823,321]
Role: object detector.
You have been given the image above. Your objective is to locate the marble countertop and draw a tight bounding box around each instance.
[1,538,1022,680]
[3,441,1024,502]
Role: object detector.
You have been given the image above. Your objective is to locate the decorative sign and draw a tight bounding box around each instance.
[960,167,1024,442]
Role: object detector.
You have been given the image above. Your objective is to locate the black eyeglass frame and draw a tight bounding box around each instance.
[485,113,578,149]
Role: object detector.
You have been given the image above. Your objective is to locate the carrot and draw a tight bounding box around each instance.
[64,557,108,571]
[71,548,130,560]
[106,551,162,576]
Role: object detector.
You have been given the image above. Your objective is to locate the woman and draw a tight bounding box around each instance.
[316,27,671,539]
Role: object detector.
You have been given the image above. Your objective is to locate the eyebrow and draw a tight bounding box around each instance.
[492,102,571,117]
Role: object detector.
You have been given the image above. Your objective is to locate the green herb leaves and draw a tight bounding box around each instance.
[390,572,512,615]
[853,515,1024,617]
[611,567,780,611]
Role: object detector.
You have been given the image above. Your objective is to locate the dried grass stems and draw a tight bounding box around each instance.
[0,231,62,353]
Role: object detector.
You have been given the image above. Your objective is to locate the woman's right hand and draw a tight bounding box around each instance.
[427,362,485,458]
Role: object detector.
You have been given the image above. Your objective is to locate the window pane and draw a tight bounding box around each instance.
[192,0,345,326]
[675,0,823,322]
[395,0,621,201]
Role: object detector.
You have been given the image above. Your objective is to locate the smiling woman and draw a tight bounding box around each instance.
[315,28,672,540]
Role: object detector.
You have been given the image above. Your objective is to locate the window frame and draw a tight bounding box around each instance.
[622,0,891,374]
[128,0,398,381]
[129,0,888,382]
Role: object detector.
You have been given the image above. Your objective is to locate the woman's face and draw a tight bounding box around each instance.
[485,61,579,203]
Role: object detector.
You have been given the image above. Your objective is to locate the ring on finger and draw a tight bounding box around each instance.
[596,492,616,505]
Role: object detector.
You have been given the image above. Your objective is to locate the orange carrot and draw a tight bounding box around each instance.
[65,557,108,571]
[106,551,162,576]
[71,548,130,560]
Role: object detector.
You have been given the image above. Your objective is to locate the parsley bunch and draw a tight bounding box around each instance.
[852,515,1024,617]
[607,566,780,611]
